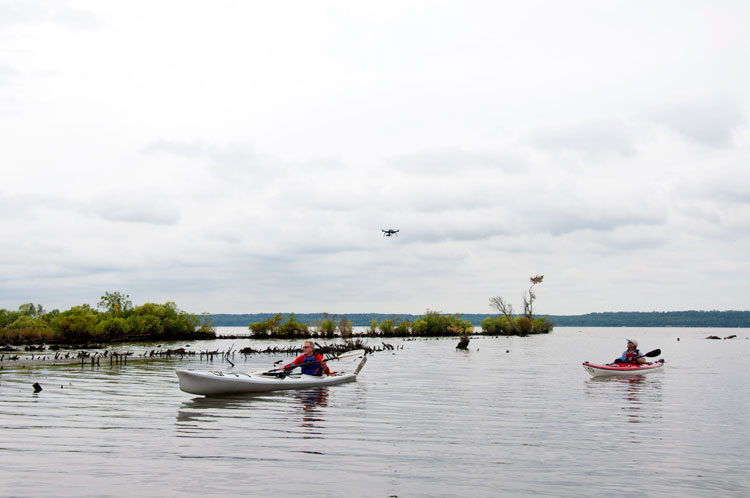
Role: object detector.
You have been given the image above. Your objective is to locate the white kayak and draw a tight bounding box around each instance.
[582,359,665,377]
[177,356,367,395]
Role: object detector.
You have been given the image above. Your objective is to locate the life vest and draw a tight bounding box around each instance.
[622,349,640,362]
[301,354,325,376]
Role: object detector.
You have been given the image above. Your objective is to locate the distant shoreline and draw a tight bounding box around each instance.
[206,310,750,328]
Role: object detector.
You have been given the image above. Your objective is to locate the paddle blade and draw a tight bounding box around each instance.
[335,349,366,360]
[642,348,661,357]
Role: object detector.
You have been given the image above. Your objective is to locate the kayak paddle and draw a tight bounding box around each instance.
[638,348,661,359]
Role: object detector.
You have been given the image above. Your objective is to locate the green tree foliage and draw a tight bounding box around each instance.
[0,315,59,343]
[94,317,130,340]
[1,308,21,328]
[318,313,337,338]
[249,313,283,338]
[411,310,472,336]
[339,316,353,338]
[481,315,513,335]
[0,294,211,344]
[198,312,216,335]
[18,302,45,318]
[377,318,396,335]
[126,302,200,339]
[393,319,411,336]
[246,313,311,338]
[98,291,133,317]
[50,305,100,343]
[277,313,309,338]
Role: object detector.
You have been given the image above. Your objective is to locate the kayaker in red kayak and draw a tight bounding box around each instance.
[282,341,331,376]
[614,339,646,364]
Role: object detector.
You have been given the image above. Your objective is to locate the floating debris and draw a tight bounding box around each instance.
[33,383,42,393]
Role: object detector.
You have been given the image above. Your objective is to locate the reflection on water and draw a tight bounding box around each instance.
[295,387,329,432]
[584,374,664,436]
[175,388,332,437]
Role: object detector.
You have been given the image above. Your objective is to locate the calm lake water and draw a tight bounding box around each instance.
[1,327,748,497]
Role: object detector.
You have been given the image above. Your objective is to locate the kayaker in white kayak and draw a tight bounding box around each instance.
[281,341,331,376]
[614,339,646,364]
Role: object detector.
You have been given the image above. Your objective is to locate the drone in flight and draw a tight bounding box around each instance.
[381,229,399,237]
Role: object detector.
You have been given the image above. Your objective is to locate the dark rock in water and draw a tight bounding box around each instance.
[33,383,43,393]
[724,335,737,340]
[706,336,721,340]
[456,335,470,349]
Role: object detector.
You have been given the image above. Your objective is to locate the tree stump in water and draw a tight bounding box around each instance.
[456,335,470,350]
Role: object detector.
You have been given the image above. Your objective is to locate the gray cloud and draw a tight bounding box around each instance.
[650,99,745,147]
[522,119,637,158]
[91,194,180,225]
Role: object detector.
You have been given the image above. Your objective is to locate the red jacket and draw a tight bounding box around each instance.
[285,353,330,376]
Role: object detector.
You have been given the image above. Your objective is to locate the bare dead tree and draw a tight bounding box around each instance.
[490,275,545,334]
[522,275,544,319]
[489,296,522,334]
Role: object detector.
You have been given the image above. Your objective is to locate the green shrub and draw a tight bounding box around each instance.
[531,317,554,334]
[278,313,309,338]
[94,317,130,340]
[50,305,99,343]
[412,310,472,336]
[378,318,395,335]
[317,313,337,338]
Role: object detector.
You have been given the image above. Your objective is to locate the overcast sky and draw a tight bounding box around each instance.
[2,0,749,316]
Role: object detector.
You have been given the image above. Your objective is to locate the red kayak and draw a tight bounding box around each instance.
[582,359,665,377]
